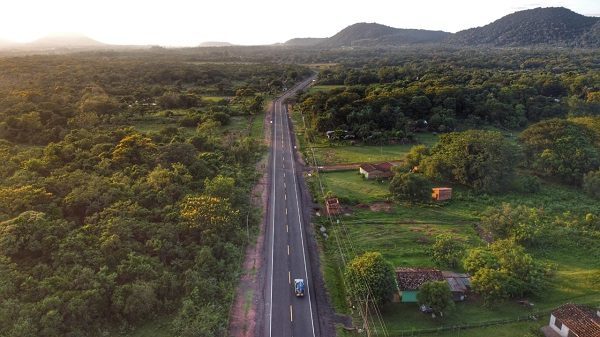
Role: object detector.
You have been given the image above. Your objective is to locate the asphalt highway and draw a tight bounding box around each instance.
[265,76,320,337]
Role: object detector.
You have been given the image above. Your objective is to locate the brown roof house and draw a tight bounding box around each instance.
[359,162,396,180]
[542,303,600,337]
[396,268,444,302]
[396,268,471,303]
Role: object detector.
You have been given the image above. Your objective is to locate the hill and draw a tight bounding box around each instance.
[199,41,235,47]
[449,7,600,47]
[283,37,326,47]
[0,39,17,49]
[27,33,106,49]
[321,23,450,47]
[284,22,450,48]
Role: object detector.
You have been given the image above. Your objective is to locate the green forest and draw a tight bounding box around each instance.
[0,52,310,337]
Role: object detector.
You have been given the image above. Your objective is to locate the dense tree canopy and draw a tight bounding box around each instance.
[0,53,303,336]
[519,119,600,184]
[420,130,521,193]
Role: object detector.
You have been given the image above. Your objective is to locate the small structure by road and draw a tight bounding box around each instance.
[325,197,342,215]
[359,162,396,180]
[432,187,452,201]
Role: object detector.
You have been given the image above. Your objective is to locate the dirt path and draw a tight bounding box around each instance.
[227,103,272,337]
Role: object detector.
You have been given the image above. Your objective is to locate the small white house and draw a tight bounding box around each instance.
[542,303,600,337]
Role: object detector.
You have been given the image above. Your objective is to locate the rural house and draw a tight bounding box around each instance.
[396,268,444,302]
[442,271,470,301]
[396,268,471,303]
[542,303,600,337]
[359,162,396,180]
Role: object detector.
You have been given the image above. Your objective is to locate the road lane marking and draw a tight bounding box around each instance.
[286,224,289,232]
[283,85,317,337]
[285,208,288,215]
[284,194,287,200]
[289,271,291,284]
[290,305,293,322]
[287,245,290,255]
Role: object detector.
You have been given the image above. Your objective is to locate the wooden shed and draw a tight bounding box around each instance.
[432,187,452,201]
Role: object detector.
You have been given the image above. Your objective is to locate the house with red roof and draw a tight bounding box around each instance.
[542,303,600,337]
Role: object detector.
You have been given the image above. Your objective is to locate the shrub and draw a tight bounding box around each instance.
[583,169,600,199]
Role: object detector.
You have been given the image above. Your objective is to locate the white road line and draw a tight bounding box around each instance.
[290,305,293,322]
[287,245,290,255]
[283,95,317,337]
[268,99,278,337]
[284,194,287,201]
[289,271,291,284]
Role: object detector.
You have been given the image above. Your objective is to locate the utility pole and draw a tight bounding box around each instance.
[364,293,372,337]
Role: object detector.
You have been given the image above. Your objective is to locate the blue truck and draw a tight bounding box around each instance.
[294,279,305,297]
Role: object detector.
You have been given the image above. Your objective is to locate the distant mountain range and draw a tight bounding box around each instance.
[285,7,599,48]
[1,7,597,52]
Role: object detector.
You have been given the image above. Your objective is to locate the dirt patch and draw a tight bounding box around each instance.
[475,223,493,243]
[369,201,394,212]
[227,103,272,337]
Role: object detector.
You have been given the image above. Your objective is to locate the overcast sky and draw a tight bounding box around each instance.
[1,0,598,46]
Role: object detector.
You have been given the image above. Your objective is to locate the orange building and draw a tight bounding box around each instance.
[432,187,452,201]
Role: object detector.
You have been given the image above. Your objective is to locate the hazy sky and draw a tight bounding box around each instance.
[1,0,598,46]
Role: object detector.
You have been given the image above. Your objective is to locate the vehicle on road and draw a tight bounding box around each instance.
[294,279,305,297]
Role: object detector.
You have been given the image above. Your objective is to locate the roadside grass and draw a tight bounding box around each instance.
[321,170,390,204]
[250,111,266,139]
[308,85,345,94]
[121,315,173,337]
[311,133,438,166]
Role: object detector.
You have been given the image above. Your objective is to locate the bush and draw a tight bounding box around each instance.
[512,175,541,193]
[389,172,431,203]
[344,252,396,307]
[430,234,464,268]
[583,169,600,199]
[417,281,454,316]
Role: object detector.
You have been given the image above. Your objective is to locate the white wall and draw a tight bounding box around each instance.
[549,314,571,337]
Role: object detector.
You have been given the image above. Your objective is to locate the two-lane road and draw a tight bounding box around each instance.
[265,77,320,337]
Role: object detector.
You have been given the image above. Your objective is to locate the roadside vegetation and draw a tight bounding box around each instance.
[293,48,599,336]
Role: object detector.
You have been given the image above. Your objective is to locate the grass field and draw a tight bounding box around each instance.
[312,169,600,336]
[321,170,391,203]
[310,133,438,166]
[307,85,346,94]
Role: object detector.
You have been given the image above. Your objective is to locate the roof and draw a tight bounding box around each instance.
[360,162,395,173]
[326,198,340,205]
[432,187,452,191]
[375,162,394,171]
[442,271,470,293]
[359,163,377,172]
[552,303,600,337]
[396,268,444,291]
